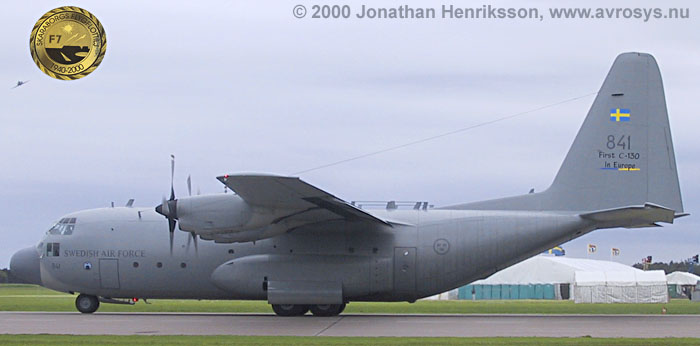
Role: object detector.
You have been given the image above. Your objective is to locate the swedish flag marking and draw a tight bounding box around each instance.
[610,108,631,122]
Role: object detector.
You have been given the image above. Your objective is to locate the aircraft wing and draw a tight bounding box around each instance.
[216,174,392,227]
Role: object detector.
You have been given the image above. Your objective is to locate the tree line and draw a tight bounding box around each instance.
[632,261,700,274]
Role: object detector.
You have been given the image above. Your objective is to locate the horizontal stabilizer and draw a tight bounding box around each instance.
[579,203,678,229]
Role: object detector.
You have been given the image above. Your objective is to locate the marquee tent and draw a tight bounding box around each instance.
[666,271,700,285]
[457,256,667,303]
[666,271,700,298]
[573,270,667,303]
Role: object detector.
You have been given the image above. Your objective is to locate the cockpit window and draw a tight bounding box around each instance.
[47,218,77,235]
[46,242,60,257]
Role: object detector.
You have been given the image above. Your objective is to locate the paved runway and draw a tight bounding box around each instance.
[2,312,700,337]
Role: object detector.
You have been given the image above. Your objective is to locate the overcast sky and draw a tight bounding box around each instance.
[1,0,698,267]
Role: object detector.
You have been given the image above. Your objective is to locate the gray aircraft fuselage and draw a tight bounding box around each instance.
[35,206,586,302]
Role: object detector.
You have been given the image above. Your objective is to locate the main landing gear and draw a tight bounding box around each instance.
[271,303,346,317]
[75,294,100,313]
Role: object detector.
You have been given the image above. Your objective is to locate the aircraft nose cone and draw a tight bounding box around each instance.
[10,247,42,285]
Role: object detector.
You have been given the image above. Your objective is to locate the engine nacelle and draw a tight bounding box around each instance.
[176,194,253,233]
[173,194,295,242]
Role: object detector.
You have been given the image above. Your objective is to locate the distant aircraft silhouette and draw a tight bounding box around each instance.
[11,80,29,89]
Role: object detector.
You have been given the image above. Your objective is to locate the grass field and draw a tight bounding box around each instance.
[0,335,699,346]
[2,283,699,314]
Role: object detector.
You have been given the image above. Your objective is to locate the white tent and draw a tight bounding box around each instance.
[666,271,700,286]
[573,270,667,303]
[666,272,699,298]
[462,256,667,303]
[471,256,639,285]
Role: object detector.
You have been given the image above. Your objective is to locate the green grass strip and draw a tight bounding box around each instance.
[2,284,699,314]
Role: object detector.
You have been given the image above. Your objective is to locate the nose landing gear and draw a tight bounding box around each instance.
[75,294,100,313]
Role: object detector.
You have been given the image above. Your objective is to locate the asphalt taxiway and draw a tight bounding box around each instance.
[2,312,700,337]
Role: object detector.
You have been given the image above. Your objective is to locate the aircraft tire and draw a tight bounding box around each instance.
[309,303,345,317]
[271,304,308,316]
[75,294,100,313]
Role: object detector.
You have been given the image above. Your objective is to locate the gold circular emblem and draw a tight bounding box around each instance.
[29,7,106,80]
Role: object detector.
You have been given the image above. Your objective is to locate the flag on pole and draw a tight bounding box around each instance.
[611,248,620,256]
[587,244,597,254]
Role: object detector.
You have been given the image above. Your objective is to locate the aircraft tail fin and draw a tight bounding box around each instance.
[546,52,683,213]
[449,53,684,215]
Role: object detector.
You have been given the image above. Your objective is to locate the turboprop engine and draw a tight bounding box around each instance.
[156,193,298,243]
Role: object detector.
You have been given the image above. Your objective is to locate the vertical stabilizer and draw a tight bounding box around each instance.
[546,52,683,212]
[449,53,684,213]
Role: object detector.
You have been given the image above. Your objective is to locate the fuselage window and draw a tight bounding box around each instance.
[46,243,60,257]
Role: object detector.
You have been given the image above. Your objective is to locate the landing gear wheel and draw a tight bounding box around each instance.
[310,303,345,317]
[271,304,308,316]
[75,294,100,313]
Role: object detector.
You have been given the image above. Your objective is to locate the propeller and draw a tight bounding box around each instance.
[185,174,198,255]
[155,155,178,255]
[155,156,198,256]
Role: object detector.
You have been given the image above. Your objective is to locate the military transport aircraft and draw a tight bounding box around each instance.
[10,53,686,316]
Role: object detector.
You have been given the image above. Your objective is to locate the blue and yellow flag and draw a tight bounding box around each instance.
[543,246,565,256]
[610,108,631,122]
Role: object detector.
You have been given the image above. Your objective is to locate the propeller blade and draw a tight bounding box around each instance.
[168,217,176,256]
[169,155,175,201]
[187,175,192,197]
[169,231,174,256]
[186,232,198,256]
[168,216,176,233]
